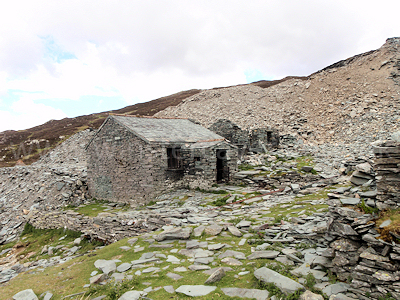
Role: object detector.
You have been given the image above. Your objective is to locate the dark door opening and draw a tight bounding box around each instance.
[216,149,229,182]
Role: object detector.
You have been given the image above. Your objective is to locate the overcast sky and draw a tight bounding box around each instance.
[0,0,399,132]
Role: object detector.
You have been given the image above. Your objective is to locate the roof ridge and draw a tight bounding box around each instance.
[110,114,188,120]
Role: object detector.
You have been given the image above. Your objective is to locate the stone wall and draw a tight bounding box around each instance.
[208,119,279,156]
[27,209,168,244]
[87,117,166,205]
[87,118,238,205]
[374,141,400,210]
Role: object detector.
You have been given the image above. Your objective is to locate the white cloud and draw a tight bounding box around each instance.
[0,0,399,131]
[0,99,67,132]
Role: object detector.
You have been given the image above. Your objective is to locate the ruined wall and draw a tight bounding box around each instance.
[374,141,400,210]
[209,119,279,155]
[176,142,238,189]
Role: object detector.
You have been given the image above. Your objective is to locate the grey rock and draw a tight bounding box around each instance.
[186,240,200,249]
[155,227,192,241]
[166,272,183,280]
[117,263,132,273]
[119,246,131,251]
[290,263,326,280]
[127,238,138,245]
[379,219,392,228]
[227,226,242,237]
[43,293,53,300]
[204,225,223,236]
[221,288,269,300]
[329,294,356,300]
[208,243,225,250]
[254,267,304,295]
[299,290,324,300]
[175,285,217,297]
[164,286,175,294]
[194,257,214,264]
[221,257,243,265]
[203,267,233,275]
[247,251,280,260]
[322,283,350,296]
[166,255,180,263]
[218,250,246,260]
[339,197,360,205]
[193,225,205,237]
[112,273,125,283]
[13,289,38,300]
[204,267,225,284]
[355,162,372,174]
[94,260,116,275]
[359,190,377,198]
[90,274,107,284]
[118,291,142,300]
[236,220,252,228]
[330,239,360,252]
[188,265,211,271]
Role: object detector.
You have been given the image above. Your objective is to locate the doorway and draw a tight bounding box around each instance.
[216,149,229,182]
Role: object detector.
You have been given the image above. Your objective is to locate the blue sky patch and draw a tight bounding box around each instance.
[40,35,77,63]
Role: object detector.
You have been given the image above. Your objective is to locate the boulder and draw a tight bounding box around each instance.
[155,227,192,241]
[12,290,38,300]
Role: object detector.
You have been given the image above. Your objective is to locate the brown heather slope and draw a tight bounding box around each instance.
[0,89,201,167]
[155,38,400,147]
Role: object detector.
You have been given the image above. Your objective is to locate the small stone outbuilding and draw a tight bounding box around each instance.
[208,119,279,156]
[86,115,237,205]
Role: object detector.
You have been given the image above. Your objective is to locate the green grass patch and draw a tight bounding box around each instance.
[238,164,256,171]
[195,187,229,194]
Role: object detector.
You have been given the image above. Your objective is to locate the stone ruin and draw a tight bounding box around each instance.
[317,140,400,300]
[208,119,279,157]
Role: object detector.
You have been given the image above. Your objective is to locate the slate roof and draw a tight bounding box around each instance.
[112,115,224,143]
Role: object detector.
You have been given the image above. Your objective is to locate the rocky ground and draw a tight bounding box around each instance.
[2,38,400,300]
[2,139,399,300]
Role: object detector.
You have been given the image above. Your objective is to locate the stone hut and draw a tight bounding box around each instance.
[208,119,279,156]
[86,115,237,205]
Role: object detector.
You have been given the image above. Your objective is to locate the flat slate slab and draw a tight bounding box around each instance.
[221,288,269,300]
[247,251,280,260]
[94,259,116,275]
[339,197,360,205]
[155,227,192,241]
[175,285,217,297]
[118,291,142,300]
[13,289,38,300]
[254,267,304,295]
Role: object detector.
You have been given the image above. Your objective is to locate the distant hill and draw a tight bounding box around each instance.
[0,89,201,167]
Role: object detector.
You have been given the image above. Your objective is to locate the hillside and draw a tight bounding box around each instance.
[1,38,399,168]
[0,89,201,167]
[155,38,400,150]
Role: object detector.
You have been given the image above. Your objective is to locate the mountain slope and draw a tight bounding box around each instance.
[0,89,201,167]
[155,38,400,148]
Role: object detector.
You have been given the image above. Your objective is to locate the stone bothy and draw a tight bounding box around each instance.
[86,115,237,205]
[208,119,279,157]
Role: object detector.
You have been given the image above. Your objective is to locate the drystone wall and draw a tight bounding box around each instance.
[208,119,279,156]
[374,140,400,210]
[27,209,168,244]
